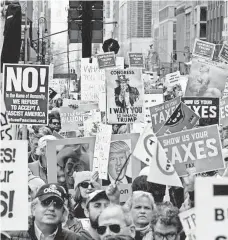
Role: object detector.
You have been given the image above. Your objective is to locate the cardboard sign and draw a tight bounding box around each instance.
[3,64,49,125]
[128,53,144,68]
[149,97,181,133]
[93,124,112,180]
[185,58,228,98]
[133,124,182,187]
[158,125,224,177]
[219,43,228,63]
[97,52,116,69]
[165,71,181,86]
[60,103,98,132]
[192,39,215,59]
[179,208,196,240]
[156,102,199,137]
[1,91,13,140]
[81,58,105,101]
[182,97,219,126]
[144,89,163,123]
[106,69,144,124]
[220,97,228,128]
[1,140,28,231]
[195,178,228,240]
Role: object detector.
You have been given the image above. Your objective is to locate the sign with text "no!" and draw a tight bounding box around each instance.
[196,177,228,240]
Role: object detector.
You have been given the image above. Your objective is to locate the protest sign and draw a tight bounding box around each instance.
[81,58,105,101]
[60,102,98,132]
[195,177,228,240]
[158,125,224,176]
[182,97,219,126]
[3,63,49,125]
[144,89,163,123]
[192,39,215,59]
[1,91,13,140]
[49,87,57,100]
[179,208,196,240]
[133,124,182,187]
[96,52,116,69]
[1,140,28,231]
[106,69,144,124]
[46,136,96,185]
[218,42,228,63]
[165,71,181,86]
[185,57,228,98]
[149,97,181,133]
[156,102,199,137]
[220,97,228,128]
[128,53,144,68]
[93,124,112,180]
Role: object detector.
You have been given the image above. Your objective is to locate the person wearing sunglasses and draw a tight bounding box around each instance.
[8,183,93,240]
[72,171,101,219]
[47,111,61,133]
[97,204,136,240]
[151,202,182,240]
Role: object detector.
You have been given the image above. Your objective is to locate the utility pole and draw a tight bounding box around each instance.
[82,1,92,58]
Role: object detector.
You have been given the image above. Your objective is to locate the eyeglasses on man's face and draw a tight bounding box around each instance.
[154,231,177,240]
[51,120,60,126]
[97,224,122,235]
[40,197,64,210]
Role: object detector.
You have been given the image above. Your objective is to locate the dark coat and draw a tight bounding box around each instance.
[8,222,93,240]
[114,85,139,108]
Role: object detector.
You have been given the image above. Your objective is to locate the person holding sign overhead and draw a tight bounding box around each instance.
[102,141,132,186]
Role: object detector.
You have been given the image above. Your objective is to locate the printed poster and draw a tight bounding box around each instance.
[192,39,215,60]
[81,58,105,101]
[179,208,196,240]
[97,52,116,69]
[106,69,144,124]
[1,91,13,140]
[1,140,28,231]
[156,102,199,137]
[218,42,228,63]
[128,52,144,68]
[158,125,224,177]
[220,96,228,128]
[149,97,181,133]
[185,58,228,98]
[3,63,49,125]
[60,102,98,132]
[144,89,163,123]
[133,124,182,187]
[182,97,220,126]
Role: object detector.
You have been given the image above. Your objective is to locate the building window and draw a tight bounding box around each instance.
[200,7,207,21]
[200,23,207,38]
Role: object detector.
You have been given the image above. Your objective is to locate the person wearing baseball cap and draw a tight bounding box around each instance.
[84,185,121,240]
[8,183,93,240]
[103,141,132,186]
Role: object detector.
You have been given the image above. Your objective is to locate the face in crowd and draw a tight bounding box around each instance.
[49,118,61,132]
[130,193,154,228]
[85,191,110,229]
[31,184,67,228]
[97,205,135,240]
[108,141,130,181]
[151,203,181,240]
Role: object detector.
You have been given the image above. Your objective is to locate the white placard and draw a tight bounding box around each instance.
[1,140,28,231]
[195,177,228,240]
[93,124,112,179]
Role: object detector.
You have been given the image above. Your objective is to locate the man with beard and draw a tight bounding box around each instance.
[48,111,61,133]
[84,186,120,240]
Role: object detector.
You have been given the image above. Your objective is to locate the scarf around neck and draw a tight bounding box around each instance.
[135,224,153,240]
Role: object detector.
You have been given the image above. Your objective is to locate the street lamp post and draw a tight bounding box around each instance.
[37,17,48,63]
